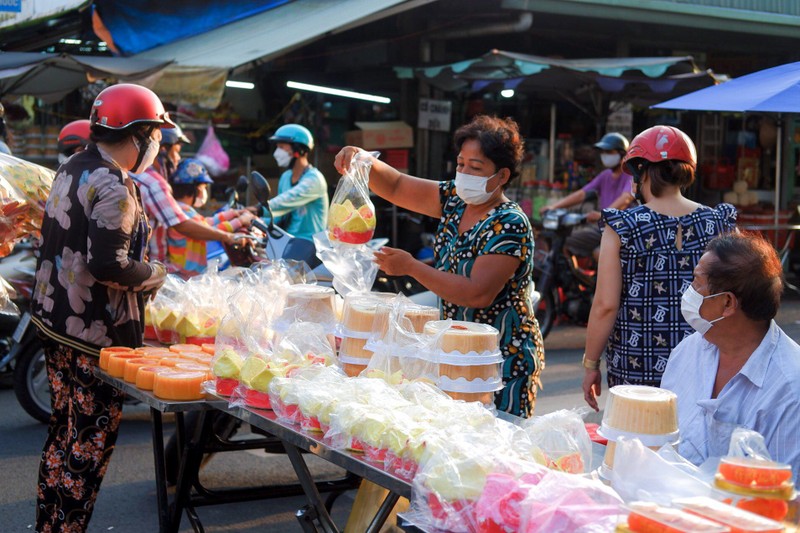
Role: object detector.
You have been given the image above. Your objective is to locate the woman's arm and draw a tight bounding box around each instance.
[334,147,441,219]
[582,227,623,411]
[375,247,518,309]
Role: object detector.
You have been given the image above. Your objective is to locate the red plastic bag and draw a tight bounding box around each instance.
[196,126,229,177]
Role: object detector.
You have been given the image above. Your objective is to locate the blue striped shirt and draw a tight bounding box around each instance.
[661,320,800,485]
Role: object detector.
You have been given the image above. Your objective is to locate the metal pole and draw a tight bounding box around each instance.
[548,103,556,183]
[775,115,783,245]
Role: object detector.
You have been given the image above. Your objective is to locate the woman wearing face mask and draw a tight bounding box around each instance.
[335,115,544,417]
[661,232,800,478]
[581,125,737,412]
[30,84,171,533]
[167,158,254,278]
[539,132,634,261]
[252,124,328,241]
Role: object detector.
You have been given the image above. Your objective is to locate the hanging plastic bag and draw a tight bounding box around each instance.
[313,232,379,295]
[328,151,379,244]
[195,125,229,177]
[0,153,54,257]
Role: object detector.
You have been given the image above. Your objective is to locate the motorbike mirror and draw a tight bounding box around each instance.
[225,186,237,208]
[250,171,271,206]
[236,175,249,195]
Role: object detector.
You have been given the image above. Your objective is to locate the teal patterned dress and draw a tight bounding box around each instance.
[434,180,545,417]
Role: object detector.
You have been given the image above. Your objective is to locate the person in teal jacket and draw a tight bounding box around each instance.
[259,124,329,241]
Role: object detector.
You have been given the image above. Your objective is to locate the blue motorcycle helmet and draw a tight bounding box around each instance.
[170,158,213,185]
[269,123,314,155]
[161,124,190,146]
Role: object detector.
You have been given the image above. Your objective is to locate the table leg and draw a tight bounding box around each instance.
[366,492,401,533]
[149,408,170,533]
[284,442,340,533]
[170,410,211,533]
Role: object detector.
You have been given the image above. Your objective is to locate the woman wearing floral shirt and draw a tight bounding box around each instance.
[30,84,172,533]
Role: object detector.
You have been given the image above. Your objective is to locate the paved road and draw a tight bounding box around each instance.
[2,293,798,532]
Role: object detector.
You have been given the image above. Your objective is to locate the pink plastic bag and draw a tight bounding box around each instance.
[196,126,229,177]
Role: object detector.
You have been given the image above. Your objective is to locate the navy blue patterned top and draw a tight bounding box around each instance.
[434,180,545,417]
[600,203,737,386]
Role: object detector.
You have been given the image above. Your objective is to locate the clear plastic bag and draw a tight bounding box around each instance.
[328,151,379,245]
[313,232,379,296]
[521,408,593,474]
[0,153,54,257]
[610,436,714,505]
[0,276,19,317]
[518,468,625,532]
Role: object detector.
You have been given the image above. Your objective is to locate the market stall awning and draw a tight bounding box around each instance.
[395,50,714,102]
[0,52,173,102]
[133,0,432,69]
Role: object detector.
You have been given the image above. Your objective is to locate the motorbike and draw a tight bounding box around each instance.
[532,208,598,339]
[0,241,50,423]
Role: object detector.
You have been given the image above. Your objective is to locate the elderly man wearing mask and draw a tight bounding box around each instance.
[661,231,800,479]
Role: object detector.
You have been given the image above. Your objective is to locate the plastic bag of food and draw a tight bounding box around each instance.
[0,153,54,257]
[149,275,186,345]
[521,408,593,474]
[328,151,379,244]
[0,276,19,317]
[518,468,625,532]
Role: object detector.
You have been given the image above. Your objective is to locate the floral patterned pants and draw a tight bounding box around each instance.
[36,338,124,533]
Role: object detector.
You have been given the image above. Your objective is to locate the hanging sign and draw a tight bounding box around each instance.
[418,98,452,132]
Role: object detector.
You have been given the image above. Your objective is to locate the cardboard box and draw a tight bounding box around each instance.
[345,121,414,150]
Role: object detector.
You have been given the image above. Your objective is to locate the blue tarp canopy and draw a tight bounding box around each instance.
[93,0,291,56]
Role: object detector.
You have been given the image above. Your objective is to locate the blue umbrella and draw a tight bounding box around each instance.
[653,61,800,226]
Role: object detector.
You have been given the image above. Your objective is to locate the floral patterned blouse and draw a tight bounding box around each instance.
[31,144,166,355]
[435,180,545,418]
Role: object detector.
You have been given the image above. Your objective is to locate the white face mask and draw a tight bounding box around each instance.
[601,153,621,168]
[455,171,498,205]
[132,136,160,174]
[194,186,209,208]
[680,285,728,335]
[273,147,292,168]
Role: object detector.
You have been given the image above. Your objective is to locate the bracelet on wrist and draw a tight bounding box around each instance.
[582,354,601,370]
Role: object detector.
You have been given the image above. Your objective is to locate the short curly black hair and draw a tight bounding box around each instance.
[453,115,524,188]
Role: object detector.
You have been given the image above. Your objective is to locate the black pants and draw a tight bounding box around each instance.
[35,339,124,533]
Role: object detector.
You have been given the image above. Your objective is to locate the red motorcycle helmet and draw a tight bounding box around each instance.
[622,125,697,169]
[90,83,175,130]
[58,119,91,154]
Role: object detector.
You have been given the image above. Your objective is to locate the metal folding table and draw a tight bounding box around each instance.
[95,371,359,533]
[216,400,413,533]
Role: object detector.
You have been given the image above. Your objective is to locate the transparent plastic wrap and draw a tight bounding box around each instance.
[521,408,593,474]
[364,298,442,385]
[610,436,714,505]
[179,273,226,345]
[313,232,380,296]
[266,364,342,425]
[274,283,337,336]
[328,151,378,245]
[231,352,273,409]
[274,321,337,367]
[149,276,186,345]
[410,439,507,533]
[473,460,552,533]
[517,469,624,532]
[0,153,54,257]
[0,276,19,317]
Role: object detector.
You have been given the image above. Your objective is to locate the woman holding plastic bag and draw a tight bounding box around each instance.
[335,115,544,418]
[30,84,171,533]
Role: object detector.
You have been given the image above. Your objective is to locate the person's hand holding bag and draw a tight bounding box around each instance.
[373,246,416,277]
